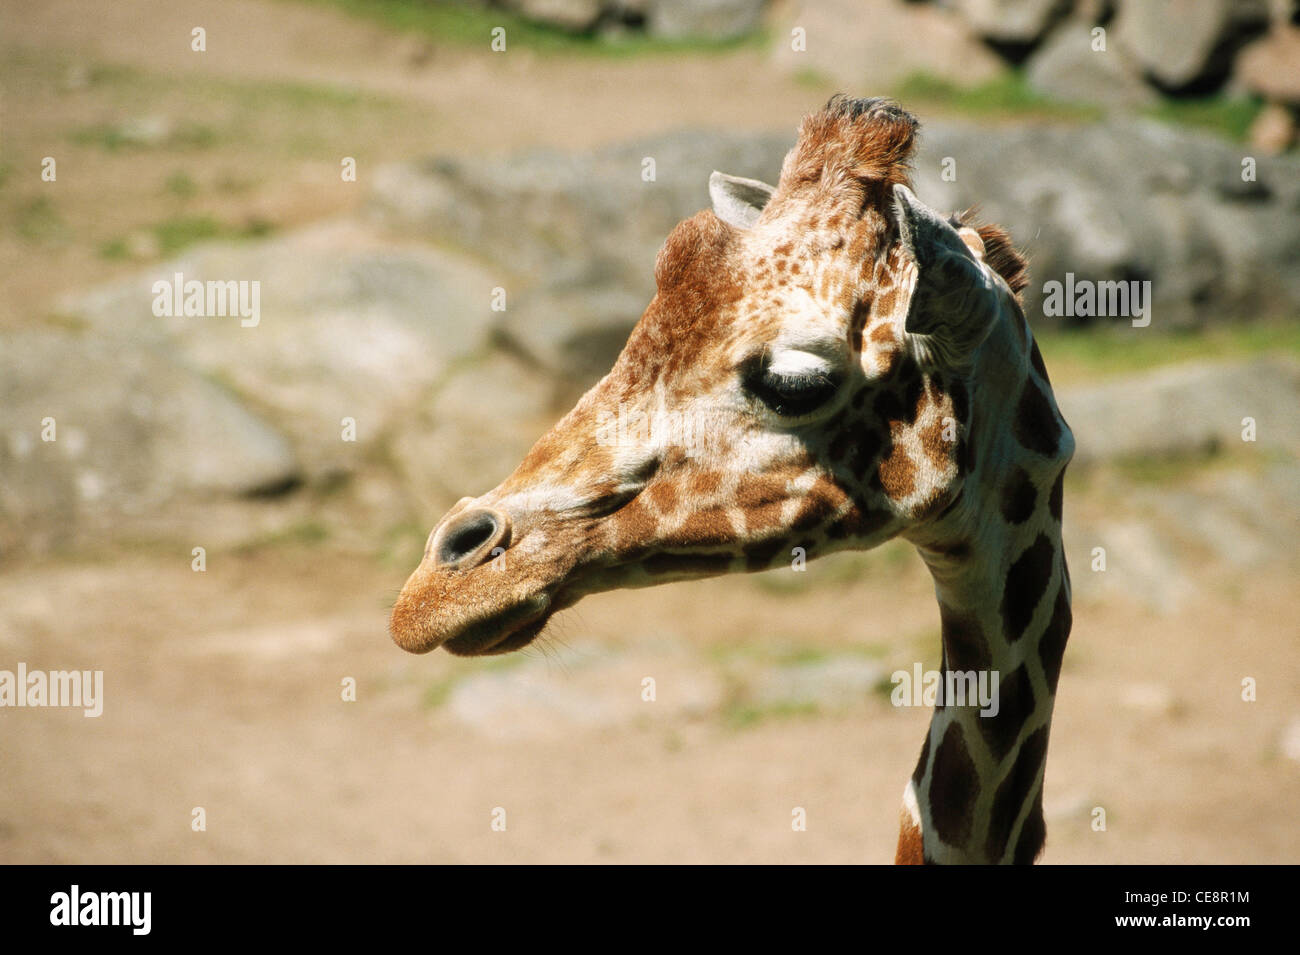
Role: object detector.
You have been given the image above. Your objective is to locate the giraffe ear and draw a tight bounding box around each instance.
[893,184,1001,368]
[709,171,775,229]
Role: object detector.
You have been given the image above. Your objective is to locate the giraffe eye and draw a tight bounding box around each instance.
[744,365,841,418]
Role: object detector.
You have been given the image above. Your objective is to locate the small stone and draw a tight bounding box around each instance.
[1248,101,1297,155]
[1280,719,1300,762]
[1119,682,1177,716]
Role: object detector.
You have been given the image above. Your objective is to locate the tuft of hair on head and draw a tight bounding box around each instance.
[779,95,920,194]
[952,208,1029,300]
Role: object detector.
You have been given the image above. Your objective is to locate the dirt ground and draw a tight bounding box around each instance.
[2,0,1297,864]
[3,541,1297,864]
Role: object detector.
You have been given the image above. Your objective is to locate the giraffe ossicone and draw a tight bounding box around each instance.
[391,96,1074,864]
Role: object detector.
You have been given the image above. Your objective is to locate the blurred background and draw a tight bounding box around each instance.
[1,0,1297,863]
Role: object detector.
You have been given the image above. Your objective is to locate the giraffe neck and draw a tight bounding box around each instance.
[900,310,1074,864]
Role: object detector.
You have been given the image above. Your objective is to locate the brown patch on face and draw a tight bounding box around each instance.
[647,480,677,514]
[878,437,917,501]
[849,295,873,352]
[929,722,977,849]
[791,477,849,532]
[874,286,898,318]
[610,494,658,549]
[869,320,895,345]
[1013,379,1062,458]
[623,209,742,384]
[919,412,953,472]
[661,509,737,549]
[689,470,725,498]
[985,726,1048,862]
[733,474,787,511]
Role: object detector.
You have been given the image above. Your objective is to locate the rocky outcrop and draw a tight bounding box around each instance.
[62,221,500,481]
[1115,0,1270,93]
[1058,357,1300,467]
[12,118,1297,560]
[0,331,296,554]
[371,119,1300,381]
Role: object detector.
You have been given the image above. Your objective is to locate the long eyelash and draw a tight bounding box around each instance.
[764,370,835,391]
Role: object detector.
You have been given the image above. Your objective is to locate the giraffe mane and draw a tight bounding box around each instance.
[950,208,1030,301]
[777,95,919,198]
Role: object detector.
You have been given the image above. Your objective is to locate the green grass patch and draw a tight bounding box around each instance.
[71,120,218,152]
[299,0,765,57]
[99,214,274,260]
[1034,322,1300,384]
[722,699,820,730]
[893,71,1102,122]
[15,196,68,242]
[1108,442,1284,486]
[422,674,458,710]
[1143,94,1264,143]
[164,170,199,199]
[235,520,330,555]
[52,60,411,163]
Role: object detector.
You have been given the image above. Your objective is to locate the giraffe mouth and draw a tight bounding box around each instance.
[392,580,587,657]
[442,609,551,657]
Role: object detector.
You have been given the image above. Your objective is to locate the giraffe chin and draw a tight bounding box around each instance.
[389,582,557,656]
[442,613,550,657]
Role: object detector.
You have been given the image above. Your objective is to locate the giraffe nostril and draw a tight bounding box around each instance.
[432,507,511,569]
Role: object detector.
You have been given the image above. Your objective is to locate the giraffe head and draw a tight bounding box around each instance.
[391,96,1032,656]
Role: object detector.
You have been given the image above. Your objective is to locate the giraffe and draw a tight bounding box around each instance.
[390,96,1074,864]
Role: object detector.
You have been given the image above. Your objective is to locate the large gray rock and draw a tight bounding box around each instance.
[1025,19,1158,108]
[499,0,604,32]
[768,0,1006,90]
[1235,25,1300,104]
[62,221,500,481]
[372,118,1300,349]
[955,0,1071,46]
[1057,357,1300,467]
[645,0,766,40]
[371,132,791,384]
[1115,0,1270,91]
[0,331,296,554]
[391,349,562,511]
[908,119,1300,328]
